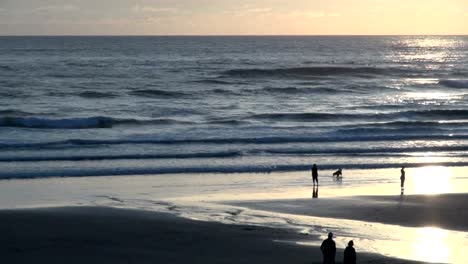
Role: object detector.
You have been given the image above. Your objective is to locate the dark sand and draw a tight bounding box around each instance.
[229,193,468,231]
[0,206,427,264]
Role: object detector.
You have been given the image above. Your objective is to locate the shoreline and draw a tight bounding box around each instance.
[0,206,428,264]
[1,168,467,263]
[227,193,468,232]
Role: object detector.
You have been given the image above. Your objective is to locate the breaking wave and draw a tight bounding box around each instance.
[1,134,468,150]
[1,161,468,179]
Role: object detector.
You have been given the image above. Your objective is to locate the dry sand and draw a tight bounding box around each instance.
[0,206,428,264]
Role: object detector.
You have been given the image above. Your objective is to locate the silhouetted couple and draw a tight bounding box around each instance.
[320,232,356,264]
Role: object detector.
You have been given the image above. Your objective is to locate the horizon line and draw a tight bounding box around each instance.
[1,34,467,37]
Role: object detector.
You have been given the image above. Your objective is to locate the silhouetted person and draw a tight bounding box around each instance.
[320,232,336,264]
[312,164,318,186]
[400,166,405,189]
[313,185,319,198]
[343,240,356,264]
[333,168,342,178]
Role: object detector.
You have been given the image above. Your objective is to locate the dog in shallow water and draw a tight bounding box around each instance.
[333,168,342,178]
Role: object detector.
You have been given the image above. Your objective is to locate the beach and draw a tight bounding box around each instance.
[1,35,468,264]
[1,206,428,264]
[1,167,468,263]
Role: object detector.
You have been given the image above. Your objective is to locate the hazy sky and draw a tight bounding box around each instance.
[1,0,467,35]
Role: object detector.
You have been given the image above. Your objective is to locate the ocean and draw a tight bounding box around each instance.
[1,35,468,179]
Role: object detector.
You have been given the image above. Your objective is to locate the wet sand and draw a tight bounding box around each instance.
[0,206,427,264]
[229,193,468,231]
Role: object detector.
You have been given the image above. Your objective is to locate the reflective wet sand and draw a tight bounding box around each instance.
[0,166,467,263]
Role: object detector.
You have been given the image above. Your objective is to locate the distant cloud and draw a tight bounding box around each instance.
[35,5,79,13]
[47,17,135,26]
[229,6,273,17]
[132,5,178,13]
[244,8,272,14]
[455,8,468,16]
[286,10,341,18]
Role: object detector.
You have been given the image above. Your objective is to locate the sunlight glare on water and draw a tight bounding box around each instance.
[411,166,452,194]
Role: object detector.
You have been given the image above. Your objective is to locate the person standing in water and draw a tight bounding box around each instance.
[400,166,406,190]
[312,164,318,186]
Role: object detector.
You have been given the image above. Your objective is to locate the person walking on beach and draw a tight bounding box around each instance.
[312,164,319,186]
[320,232,336,264]
[343,240,356,264]
[400,166,406,189]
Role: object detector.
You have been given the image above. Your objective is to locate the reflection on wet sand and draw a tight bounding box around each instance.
[312,185,319,199]
[411,227,450,263]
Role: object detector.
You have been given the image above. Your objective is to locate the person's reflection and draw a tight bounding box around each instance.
[398,189,405,210]
[312,185,319,198]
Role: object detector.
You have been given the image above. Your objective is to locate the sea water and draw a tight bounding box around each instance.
[0,36,467,178]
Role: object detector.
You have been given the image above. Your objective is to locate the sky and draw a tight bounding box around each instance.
[0,0,467,35]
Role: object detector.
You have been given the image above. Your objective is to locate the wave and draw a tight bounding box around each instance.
[210,89,241,96]
[261,86,345,94]
[0,109,35,116]
[77,91,118,98]
[0,116,193,129]
[65,61,108,68]
[0,116,115,129]
[2,161,468,179]
[250,112,356,122]
[205,119,250,125]
[3,145,468,162]
[248,109,468,122]
[439,79,468,89]
[222,66,418,79]
[2,134,468,150]
[337,120,468,131]
[191,79,234,85]
[261,145,468,155]
[401,109,468,119]
[0,65,15,72]
[0,151,242,162]
[129,89,186,98]
[334,127,448,135]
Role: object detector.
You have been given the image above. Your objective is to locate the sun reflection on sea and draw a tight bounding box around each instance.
[411,166,452,194]
[389,36,460,64]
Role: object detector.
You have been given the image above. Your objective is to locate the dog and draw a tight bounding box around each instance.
[333,169,342,177]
